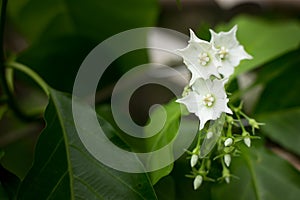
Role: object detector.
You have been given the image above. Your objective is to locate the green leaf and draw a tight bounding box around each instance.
[8,0,158,92]
[253,48,300,156]
[212,142,300,200]
[254,48,300,113]
[144,101,198,185]
[153,176,176,200]
[144,101,181,185]
[217,16,300,77]
[257,108,300,156]
[17,89,157,199]
[8,0,158,45]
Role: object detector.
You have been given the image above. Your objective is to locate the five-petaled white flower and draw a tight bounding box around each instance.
[177,29,221,85]
[210,25,252,78]
[176,78,232,130]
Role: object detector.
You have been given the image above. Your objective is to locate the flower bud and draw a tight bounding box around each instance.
[224,154,231,167]
[225,176,230,184]
[224,138,233,147]
[249,118,259,129]
[193,175,203,190]
[244,137,251,147]
[190,154,198,167]
[222,166,231,184]
[206,131,213,139]
[226,116,234,124]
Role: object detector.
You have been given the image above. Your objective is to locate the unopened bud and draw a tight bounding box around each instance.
[244,137,251,147]
[190,154,198,167]
[225,176,230,184]
[226,116,234,124]
[193,175,203,190]
[224,138,233,147]
[224,154,231,167]
[249,118,259,129]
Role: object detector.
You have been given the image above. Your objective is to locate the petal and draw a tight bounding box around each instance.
[197,108,212,130]
[178,41,220,83]
[192,78,211,95]
[211,79,227,99]
[176,91,201,114]
[210,25,239,49]
[230,45,253,63]
[211,97,232,119]
[189,29,202,43]
[217,62,235,78]
[225,103,233,114]
[211,100,224,120]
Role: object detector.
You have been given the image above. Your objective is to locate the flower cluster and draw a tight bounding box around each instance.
[176,25,252,130]
[176,26,262,190]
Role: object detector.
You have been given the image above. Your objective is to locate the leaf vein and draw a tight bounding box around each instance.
[69,144,147,200]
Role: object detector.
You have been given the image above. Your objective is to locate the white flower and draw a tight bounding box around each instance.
[193,175,203,190]
[176,78,232,130]
[244,137,251,147]
[210,25,252,78]
[177,29,221,85]
[190,154,198,168]
[224,154,231,167]
[224,138,233,147]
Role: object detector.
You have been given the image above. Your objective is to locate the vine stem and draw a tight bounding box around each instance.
[6,61,50,96]
[0,0,30,120]
[0,0,47,121]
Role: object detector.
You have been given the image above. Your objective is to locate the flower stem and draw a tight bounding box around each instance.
[235,112,246,132]
[226,122,232,137]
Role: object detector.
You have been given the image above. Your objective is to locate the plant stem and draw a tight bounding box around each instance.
[0,0,36,121]
[6,62,50,96]
[235,112,246,132]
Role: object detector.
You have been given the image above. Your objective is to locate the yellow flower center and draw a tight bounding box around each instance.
[198,52,210,66]
[203,93,215,107]
[218,46,228,60]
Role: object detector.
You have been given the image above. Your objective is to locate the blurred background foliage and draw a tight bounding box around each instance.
[1,0,300,199]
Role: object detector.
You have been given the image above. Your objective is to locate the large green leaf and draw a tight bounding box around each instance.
[17,89,157,199]
[254,48,300,113]
[144,101,198,185]
[97,101,199,186]
[217,16,300,77]
[144,101,180,185]
[253,48,300,156]
[8,0,158,43]
[212,142,300,200]
[257,108,300,156]
[8,0,158,92]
